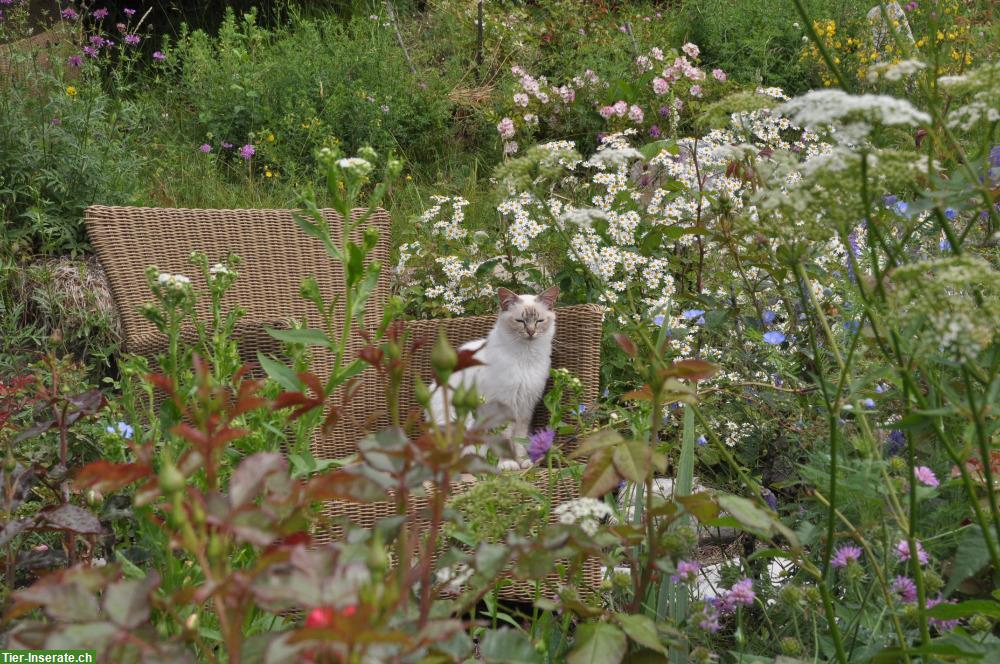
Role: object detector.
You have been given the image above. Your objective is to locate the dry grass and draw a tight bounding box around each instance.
[20,255,122,344]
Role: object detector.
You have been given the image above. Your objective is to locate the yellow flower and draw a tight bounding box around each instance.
[66,86,77,96]
[965,53,973,65]
[267,133,275,142]
[951,49,960,61]
[405,174,412,182]
[265,169,273,178]
[936,30,944,41]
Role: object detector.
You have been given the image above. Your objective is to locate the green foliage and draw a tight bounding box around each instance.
[447,476,546,543]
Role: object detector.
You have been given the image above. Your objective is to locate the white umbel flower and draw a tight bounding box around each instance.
[554,497,613,535]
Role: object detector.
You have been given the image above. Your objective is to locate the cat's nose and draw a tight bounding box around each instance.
[526,327,536,337]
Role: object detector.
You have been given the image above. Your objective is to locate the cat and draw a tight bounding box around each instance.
[429,286,560,470]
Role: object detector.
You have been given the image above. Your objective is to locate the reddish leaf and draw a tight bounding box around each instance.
[170,423,210,448]
[661,359,719,382]
[358,346,384,369]
[581,447,622,498]
[38,504,103,535]
[612,333,637,357]
[210,426,251,449]
[621,385,653,401]
[305,471,386,503]
[230,453,287,508]
[74,461,152,493]
[145,373,176,397]
[321,407,341,435]
[298,372,325,399]
[66,389,105,414]
[455,348,485,371]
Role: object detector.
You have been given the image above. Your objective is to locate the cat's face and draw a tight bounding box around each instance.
[497,286,559,341]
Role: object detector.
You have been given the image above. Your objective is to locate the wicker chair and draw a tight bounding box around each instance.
[86,205,605,598]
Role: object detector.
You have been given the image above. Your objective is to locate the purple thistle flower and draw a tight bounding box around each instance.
[658,105,670,117]
[886,429,906,456]
[239,144,255,160]
[124,34,140,46]
[831,544,862,568]
[152,50,166,62]
[895,539,929,565]
[67,54,83,67]
[527,428,555,463]
[763,331,786,345]
[92,7,109,19]
[697,603,721,632]
[925,596,959,631]
[60,7,79,20]
[82,46,98,58]
[198,144,212,153]
[892,575,917,603]
[670,559,700,583]
[649,124,661,138]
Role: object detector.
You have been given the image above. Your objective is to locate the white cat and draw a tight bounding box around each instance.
[429,286,559,470]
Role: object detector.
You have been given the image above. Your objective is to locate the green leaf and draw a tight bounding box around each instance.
[677,493,720,523]
[568,623,627,664]
[479,628,541,664]
[925,600,1000,620]
[613,440,652,483]
[717,494,772,533]
[638,139,679,161]
[944,525,993,596]
[872,642,982,662]
[257,353,302,392]
[345,241,365,286]
[581,447,622,498]
[615,613,666,655]
[265,327,331,348]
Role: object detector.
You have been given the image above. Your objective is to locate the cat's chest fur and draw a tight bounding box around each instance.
[458,330,552,410]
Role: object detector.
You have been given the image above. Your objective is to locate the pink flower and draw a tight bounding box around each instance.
[92,7,109,20]
[598,106,614,119]
[682,42,700,59]
[82,46,98,58]
[612,100,628,117]
[513,93,529,108]
[124,34,140,46]
[199,144,212,153]
[497,117,515,139]
[892,576,917,603]
[670,559,700,583]
[635,55,652,71]
[511,65,524,76]
[831,544,862,568]
[719,578,755,612]
[652,77,669,95]
[503,141,518,155]
[239,144,255,160]
[698,603,720,632]
[60,7,79,20]
[67,54,83,67]
[712,68,728,82]
[690,85,703,98]
[914,466,939,487]
[557,85,575,103]
[650,46,664,61]
[925,596,959,631]
[895,539,929,565]
[527,428,555,462]
[152,51,166,62]
[123,8,136,17]
[628,104,644,123]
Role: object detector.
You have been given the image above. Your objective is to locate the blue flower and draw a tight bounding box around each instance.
[939,238,951,251]
[577,404,587,414]
[696,435,707,446]
[107,421,134,439]
[527,428,555,463]
[653,314,665,327]
[862,398,875,409]
[763,331,786,345]
[762,310,777,325]
[886,429,906,456]
[602,387,610,398]
[682,309,706,320]
[883,195,898,207]
[843,320,860,334]
[944,208,957,220]
[760,488,778,511]
[893,200,909,217]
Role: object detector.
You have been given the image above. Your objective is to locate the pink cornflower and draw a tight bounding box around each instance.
[612,100,628,117]
[60,7,79,20]
[690,85,703,98]
[712,68,728,81]
[830,544,862,568]
[198,144,212,153]
[914,466,939,487]
[123,7,136,16]
[895,539,929,565]
[598,105,614,119]
[67,54,83,67]
[92,7,108,19]
[719,578,755,612]
[892,576,917,603]
[670,559,700,583]
[82,46,98,58]
[124,34,140,46]
[89,35,106,47]
[116,22,126,33]
[652,77,669,95]
[628,104,644,123]
[152,51,166,62]
[682,42,700,59]
[239,144,255,160]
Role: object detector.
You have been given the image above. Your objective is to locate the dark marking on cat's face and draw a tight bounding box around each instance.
[496,287,559,341]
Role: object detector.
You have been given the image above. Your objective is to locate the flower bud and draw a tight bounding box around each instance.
[803,585,822,607]
[430,329,457,384]
[889,456,908,473]
[780,637,804,656]
[386,157,403,179]
[779,584,803,607]
[414,376,432,407]
[358,146,378,163]
[969,614,992,632]
[923,569,943,593]
[159,462,185,494]
[86,489,103,507]
[185,613,199,632]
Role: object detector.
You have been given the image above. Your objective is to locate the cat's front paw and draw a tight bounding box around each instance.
[519,458,533,470]
[497,459,522,472]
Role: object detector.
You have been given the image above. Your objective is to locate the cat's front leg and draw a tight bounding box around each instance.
[510,417,533,470]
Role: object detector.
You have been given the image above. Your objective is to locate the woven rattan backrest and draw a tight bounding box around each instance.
[309,303,605,460]
[85,206,392,356]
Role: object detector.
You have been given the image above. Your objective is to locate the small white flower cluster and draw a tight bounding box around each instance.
[336,157,374,178]
[777,90,930,143]
[435,562,473,594]
[209,263,232,278]
[554,497,613,536]
[422,195,470,241]
[157,272,191,290]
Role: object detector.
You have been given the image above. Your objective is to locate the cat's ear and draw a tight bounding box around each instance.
[537,285,560,309]
[497,288,520,311]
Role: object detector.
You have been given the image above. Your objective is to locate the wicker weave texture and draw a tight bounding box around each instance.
[85,206,392,357]
[307,303,605,460]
